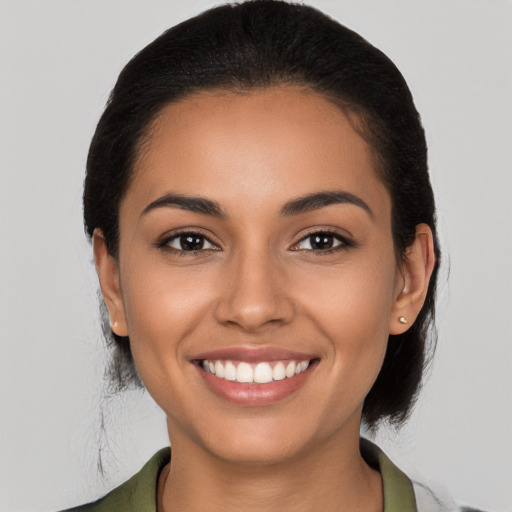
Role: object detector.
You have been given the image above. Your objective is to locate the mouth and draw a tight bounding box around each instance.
[193,348,319,406]
[199,358,312,384]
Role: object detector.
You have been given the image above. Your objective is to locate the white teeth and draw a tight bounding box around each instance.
[272,362,286,381]
[299,360,309,372]
[214,360,225,378]
[285,361,296,378]
[236,362,253,383]
[254,362,273,383]
[201,359,312,384]
[294,360,309,375]
[224,361,237,381]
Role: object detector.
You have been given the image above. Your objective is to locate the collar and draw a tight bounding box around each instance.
[69,441,417,511]
[361,437,418,512]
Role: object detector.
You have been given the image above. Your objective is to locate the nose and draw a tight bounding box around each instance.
[214,246,295,332]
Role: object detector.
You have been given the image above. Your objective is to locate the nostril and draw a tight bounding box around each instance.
[214,295,294,332]
[212,256,296,331]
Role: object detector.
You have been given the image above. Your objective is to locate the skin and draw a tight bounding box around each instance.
[95,87,435,512]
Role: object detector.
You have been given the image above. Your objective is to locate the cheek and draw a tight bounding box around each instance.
[299,251,397,329]
[121,252,215,328]
[118,266,215,421]
[118,257,214,378]
[296,252,397,380]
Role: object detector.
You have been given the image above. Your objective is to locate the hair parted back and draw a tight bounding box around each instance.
[84,0,440,429]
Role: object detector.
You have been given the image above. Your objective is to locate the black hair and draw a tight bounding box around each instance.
[84,0,440,429]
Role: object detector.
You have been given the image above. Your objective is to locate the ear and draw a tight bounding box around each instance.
[389,223,436,335]
[93,229,128,337]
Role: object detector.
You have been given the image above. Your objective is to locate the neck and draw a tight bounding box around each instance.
[159,420,383,512]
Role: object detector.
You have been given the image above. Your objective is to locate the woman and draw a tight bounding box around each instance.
[59,1,471,510]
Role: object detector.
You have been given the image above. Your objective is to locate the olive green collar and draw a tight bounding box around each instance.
[63,448,169,512]
[67,441,417,511]
[361,438,418,512]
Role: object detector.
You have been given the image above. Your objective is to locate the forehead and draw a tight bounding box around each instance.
[125,87,390,217]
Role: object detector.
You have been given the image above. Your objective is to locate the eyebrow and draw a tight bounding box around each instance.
[280,191,374,218]
[141,193,226,218]
[141,190,373,219]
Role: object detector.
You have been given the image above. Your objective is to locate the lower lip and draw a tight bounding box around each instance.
[196,362,316,406]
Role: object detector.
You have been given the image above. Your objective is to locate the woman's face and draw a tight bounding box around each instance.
[103,87,407,464]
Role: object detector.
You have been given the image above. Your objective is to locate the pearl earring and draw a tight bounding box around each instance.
[398,316,407,325]
[110,320,119,329]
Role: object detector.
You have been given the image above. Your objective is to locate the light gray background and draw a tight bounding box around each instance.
[1,1,511,511]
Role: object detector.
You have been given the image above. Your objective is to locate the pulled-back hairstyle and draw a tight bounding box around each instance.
[84,0,440,429]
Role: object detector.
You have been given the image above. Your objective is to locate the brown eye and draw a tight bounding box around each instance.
[163,232,218,252]
[292,231,351,252]
[309,233,336,250]
[179,234,205,251]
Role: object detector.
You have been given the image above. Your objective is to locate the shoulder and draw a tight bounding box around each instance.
[361,438,486,512]
[59,448,170,512]
[413,481,459,512]
[413,482,489,512]
[413,482,490,512]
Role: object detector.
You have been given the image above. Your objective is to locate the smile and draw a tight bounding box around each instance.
[201,359,311,384]
[193,348,318,406]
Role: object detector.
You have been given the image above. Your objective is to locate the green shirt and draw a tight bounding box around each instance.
[63,440,417,512]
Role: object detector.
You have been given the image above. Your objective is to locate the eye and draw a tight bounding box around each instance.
[291,231,351,252]
[162,232,218,252]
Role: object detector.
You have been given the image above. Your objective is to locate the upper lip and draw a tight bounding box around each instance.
[193,346,317,363]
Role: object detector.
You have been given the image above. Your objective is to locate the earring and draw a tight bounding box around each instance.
[110,320,119,330]
[398,316,407,325]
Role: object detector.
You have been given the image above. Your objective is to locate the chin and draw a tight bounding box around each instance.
[169,410,317,466]
[206,432,307,466]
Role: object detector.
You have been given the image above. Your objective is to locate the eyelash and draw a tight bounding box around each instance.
[157,230,220,256]
[156,229,354,257]
[291,229,354,254]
